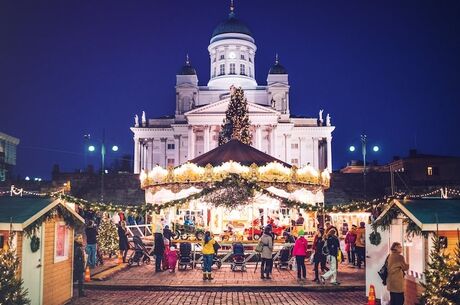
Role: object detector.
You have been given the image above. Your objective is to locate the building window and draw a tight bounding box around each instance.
[291,158,299,165]
[167,143,175,150]
[196,135,204,141]
[291,143,299,149]
[240,64,246,75]
[249,57,252,63]
[229,63,236,74]
[220,54,225,60]
[219,64,225,76]
[427,166,433,176]
[249,67,252,77]
[240,54,245,60]
[54,222,69,263]
[167,158,175,166]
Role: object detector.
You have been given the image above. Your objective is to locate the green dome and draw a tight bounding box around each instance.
[178,56,196,75]
[212,12,252,38]
[269,62,288,74]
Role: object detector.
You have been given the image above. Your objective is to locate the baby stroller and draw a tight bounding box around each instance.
[230,242,246,271]
[127,236,151,266]
[178,242,193,270]
[275,246,294,270]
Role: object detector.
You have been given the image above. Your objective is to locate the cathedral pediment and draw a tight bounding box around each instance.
[185,98,280,116]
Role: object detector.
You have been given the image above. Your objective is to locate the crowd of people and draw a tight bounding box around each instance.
[73,211,410,304]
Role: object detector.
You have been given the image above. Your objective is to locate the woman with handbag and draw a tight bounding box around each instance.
[259,227,274,279]
[387,242,409,305]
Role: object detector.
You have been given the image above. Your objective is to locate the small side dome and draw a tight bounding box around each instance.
[178,54,196,75]
[269,54,288,74]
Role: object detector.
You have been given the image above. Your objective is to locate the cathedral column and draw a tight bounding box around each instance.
[298,137,303,166]
[312,137,319,169]
[145,140,151,171]
[133,137,140,174]
[187,126,195,160]
[284,134,291,163]
[256,125,262,150]
[270,125,277,156]
[160,138,167,167]
[326,136,332,172]
[174,135,181,166]
[204,125,210,152]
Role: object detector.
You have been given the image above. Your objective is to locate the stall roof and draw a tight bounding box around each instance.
[188,139,291,167]
[377,198,460,231]
[0,196,84,231]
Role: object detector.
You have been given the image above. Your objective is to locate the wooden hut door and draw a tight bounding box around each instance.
[22,226,44,305]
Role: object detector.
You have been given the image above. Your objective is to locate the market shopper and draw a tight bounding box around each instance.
[117,220,129,263]
[85,220,98,268]
[163,225,174,241]
[320,228,340,285]
[387,242,409,305]
[345,225,357,266]
[312,228,328,282]
[292,230,308,280]
[202,231,217,280]
[259,227,274,279]
[153,232,165,272]
[355,222,366,268]
[73,234,86,297]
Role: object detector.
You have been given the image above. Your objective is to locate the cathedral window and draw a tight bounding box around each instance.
[240,54,245,60]
[249,57,252,63]
[167,143,175,150]
[167,158,175,166]
[229,63,236,74]
[240,64,246,75]
[291,143,299,149]
[219,64,225,75]
[291,158,299,165]
[220,54,225,60]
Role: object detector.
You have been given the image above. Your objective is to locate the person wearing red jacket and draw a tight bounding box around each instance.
[292,230,309,280]
[345,225,357,266]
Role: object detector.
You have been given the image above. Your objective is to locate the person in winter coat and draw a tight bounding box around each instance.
[117,221,129,263]
[355,222,366,268]
[387,242,409,305]
[320,228,340,285]
[84,220,98,268]
[292,230,309,280]
[153,232,165,272]
[259,227,274,279]
[345,225,357,266]
[73,234,86,297]
[202,231,216,280]
[312,228,328,282]
[163,225,174,241]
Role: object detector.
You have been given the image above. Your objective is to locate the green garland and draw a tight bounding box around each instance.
[23,204,82,237]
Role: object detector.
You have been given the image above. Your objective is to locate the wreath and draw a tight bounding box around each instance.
[369,230,381,246]
[30,235,40,252]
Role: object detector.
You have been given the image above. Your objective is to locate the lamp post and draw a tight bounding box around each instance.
[349,134,380,199]
[86,130,119,202]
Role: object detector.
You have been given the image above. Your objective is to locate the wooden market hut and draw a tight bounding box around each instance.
[370,198,460,305]
[0,196,84,305]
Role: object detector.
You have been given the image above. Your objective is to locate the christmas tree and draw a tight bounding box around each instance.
[218,86,253,145]
[97,216,119,256]
[420,235,458,305]
[0,236,30,305]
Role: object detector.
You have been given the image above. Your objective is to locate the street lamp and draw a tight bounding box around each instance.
[349,134,380,198]
[86,131,119,202]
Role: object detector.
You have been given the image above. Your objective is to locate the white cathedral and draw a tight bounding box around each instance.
[131,4,335,174]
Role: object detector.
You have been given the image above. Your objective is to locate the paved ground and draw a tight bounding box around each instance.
[70,290,367,305]
[86,260,364,289]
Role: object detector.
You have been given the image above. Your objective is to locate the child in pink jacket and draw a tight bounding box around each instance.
[292,231,309,280]
[166,246,178,272]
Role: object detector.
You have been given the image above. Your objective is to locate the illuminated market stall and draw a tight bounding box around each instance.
[140,140,330,240]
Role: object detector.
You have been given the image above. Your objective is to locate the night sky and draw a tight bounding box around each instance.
[1,0,459,179]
